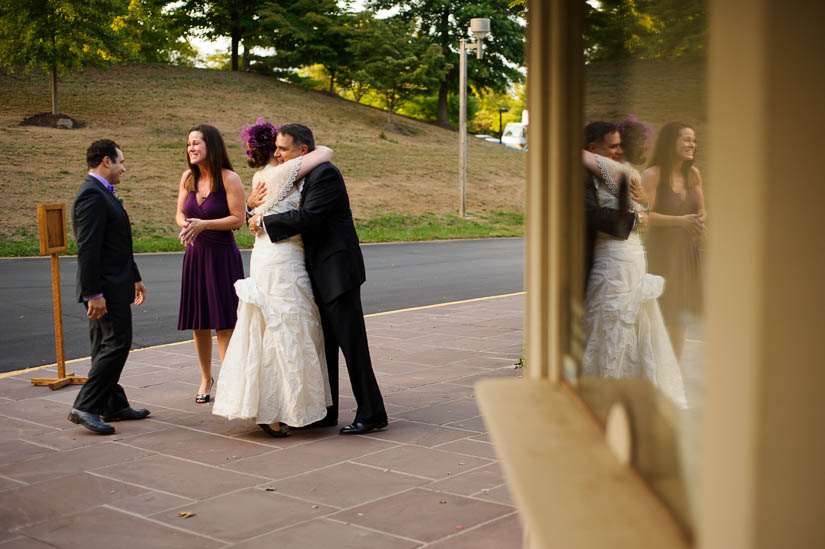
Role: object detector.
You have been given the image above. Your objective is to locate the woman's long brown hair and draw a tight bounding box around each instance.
[185,124,234,192]
[647,121,698,209]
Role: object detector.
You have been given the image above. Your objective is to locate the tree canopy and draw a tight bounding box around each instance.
[369,0,526,125]
[585,0,706,62]
[0,0,131,114]
[260,0,354,94]
[348,14,450,122]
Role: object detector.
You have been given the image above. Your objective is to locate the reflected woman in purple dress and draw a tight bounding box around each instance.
[642,122,707,359]
[175,124,245,403]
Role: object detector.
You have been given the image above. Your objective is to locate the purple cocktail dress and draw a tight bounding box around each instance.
[177,186,244,331]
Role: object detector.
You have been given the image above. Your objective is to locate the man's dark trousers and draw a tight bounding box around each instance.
[319,286,385,424]
[72,299,131,415]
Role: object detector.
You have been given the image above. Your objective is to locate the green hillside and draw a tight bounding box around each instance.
[0,64,526,249]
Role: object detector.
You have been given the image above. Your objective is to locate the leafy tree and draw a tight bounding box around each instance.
[173,0,269,71]
[370,0,525,126]
[398,93,480,126]
[348,15,450,122]
[120,0,197,65]
[585,0,705,62]
[509,0,525,17]
[261,0,354,94]
[0,0,130,115]
[470,83,525,135]
[643,0,705,59]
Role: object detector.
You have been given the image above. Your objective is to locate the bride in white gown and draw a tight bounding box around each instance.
[213,119,332,434]
[582,151,688,408]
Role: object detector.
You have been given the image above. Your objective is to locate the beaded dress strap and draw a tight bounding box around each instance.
[257,157,303,216]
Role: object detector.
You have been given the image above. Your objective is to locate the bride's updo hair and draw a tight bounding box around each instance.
[239,117,279,169]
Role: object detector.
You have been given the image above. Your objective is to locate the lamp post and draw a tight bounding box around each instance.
[497,107,509,143]
[458,18,490,218]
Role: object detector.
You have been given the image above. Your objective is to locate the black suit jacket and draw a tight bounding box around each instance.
[262,162,366,304]
[584,171,635,290]
[73,175,141,304]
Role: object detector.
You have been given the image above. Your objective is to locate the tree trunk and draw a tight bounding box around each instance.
[51,34,59,115]
[328,68,336,95]
[241,41,251,71]
[231,31,240,71]
[387,95,393,122]
[436,8,450,125]
[437,81,449,125]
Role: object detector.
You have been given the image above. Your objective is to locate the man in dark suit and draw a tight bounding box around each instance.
[583,122,637,290]
[248,124,387,435]
[68,139,150,434]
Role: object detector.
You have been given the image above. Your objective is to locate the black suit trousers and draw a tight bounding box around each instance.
[72,300,132,415]
[318,287,386,424]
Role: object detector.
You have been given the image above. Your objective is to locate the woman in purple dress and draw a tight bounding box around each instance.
[642,122,707,359]
[176,124,245,403]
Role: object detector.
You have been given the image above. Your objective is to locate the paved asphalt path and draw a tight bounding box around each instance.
[0,238,524,373]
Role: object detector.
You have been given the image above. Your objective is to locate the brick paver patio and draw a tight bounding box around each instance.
[0,294,524,548]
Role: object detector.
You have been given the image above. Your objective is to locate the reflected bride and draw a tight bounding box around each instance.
[581,147,687,409]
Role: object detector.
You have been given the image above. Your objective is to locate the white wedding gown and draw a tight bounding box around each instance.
[582,155,688,408]
[213,157,331,426]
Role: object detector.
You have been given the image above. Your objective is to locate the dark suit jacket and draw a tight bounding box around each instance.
[262,162,366,304]
[73,175,141,304]
[584,171,635,290]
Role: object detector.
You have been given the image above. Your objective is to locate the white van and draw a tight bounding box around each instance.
[501,122,527,150]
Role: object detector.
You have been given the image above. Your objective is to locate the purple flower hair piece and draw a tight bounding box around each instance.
[239,117,279,159]
[617,114,655,141]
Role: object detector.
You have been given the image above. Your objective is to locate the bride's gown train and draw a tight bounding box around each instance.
[213,157,332,426]
[582,155,688,408]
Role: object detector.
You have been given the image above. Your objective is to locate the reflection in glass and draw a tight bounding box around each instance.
[575,0,707,534]
[581,141,688,409]
[643,123,706,361]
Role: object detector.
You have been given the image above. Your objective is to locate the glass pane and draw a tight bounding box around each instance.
[573,0,707,532]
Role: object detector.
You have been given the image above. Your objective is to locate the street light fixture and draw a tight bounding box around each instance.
[497,107,509,143]
[458,18,490,218]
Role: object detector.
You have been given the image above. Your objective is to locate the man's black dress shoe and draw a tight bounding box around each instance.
[258,423,290,438]
[68,409,115,435]
[339,420,388,435]
[102,407,151,422]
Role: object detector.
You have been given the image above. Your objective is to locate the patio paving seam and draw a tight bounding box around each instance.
[122,421,296,450]
[417,510,522,547]
[0,472,26,488]
[469,481,511,497]
[324,516,428,545]
[429,437,495,453]
[7,437,64,455]
[442,414,485,428]
[99,503,233,545]
[89,448,276,483]
[427,480,513,501]
[351,441,495,471]
[265,476,426,511]
[223,441,405,483]
[83,470,200,503]
[417,485,514,505]
[0,414,62,432]
[339,458,446,483]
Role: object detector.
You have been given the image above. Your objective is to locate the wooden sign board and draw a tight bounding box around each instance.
[31,202,86,389]
[37,203,68,255]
